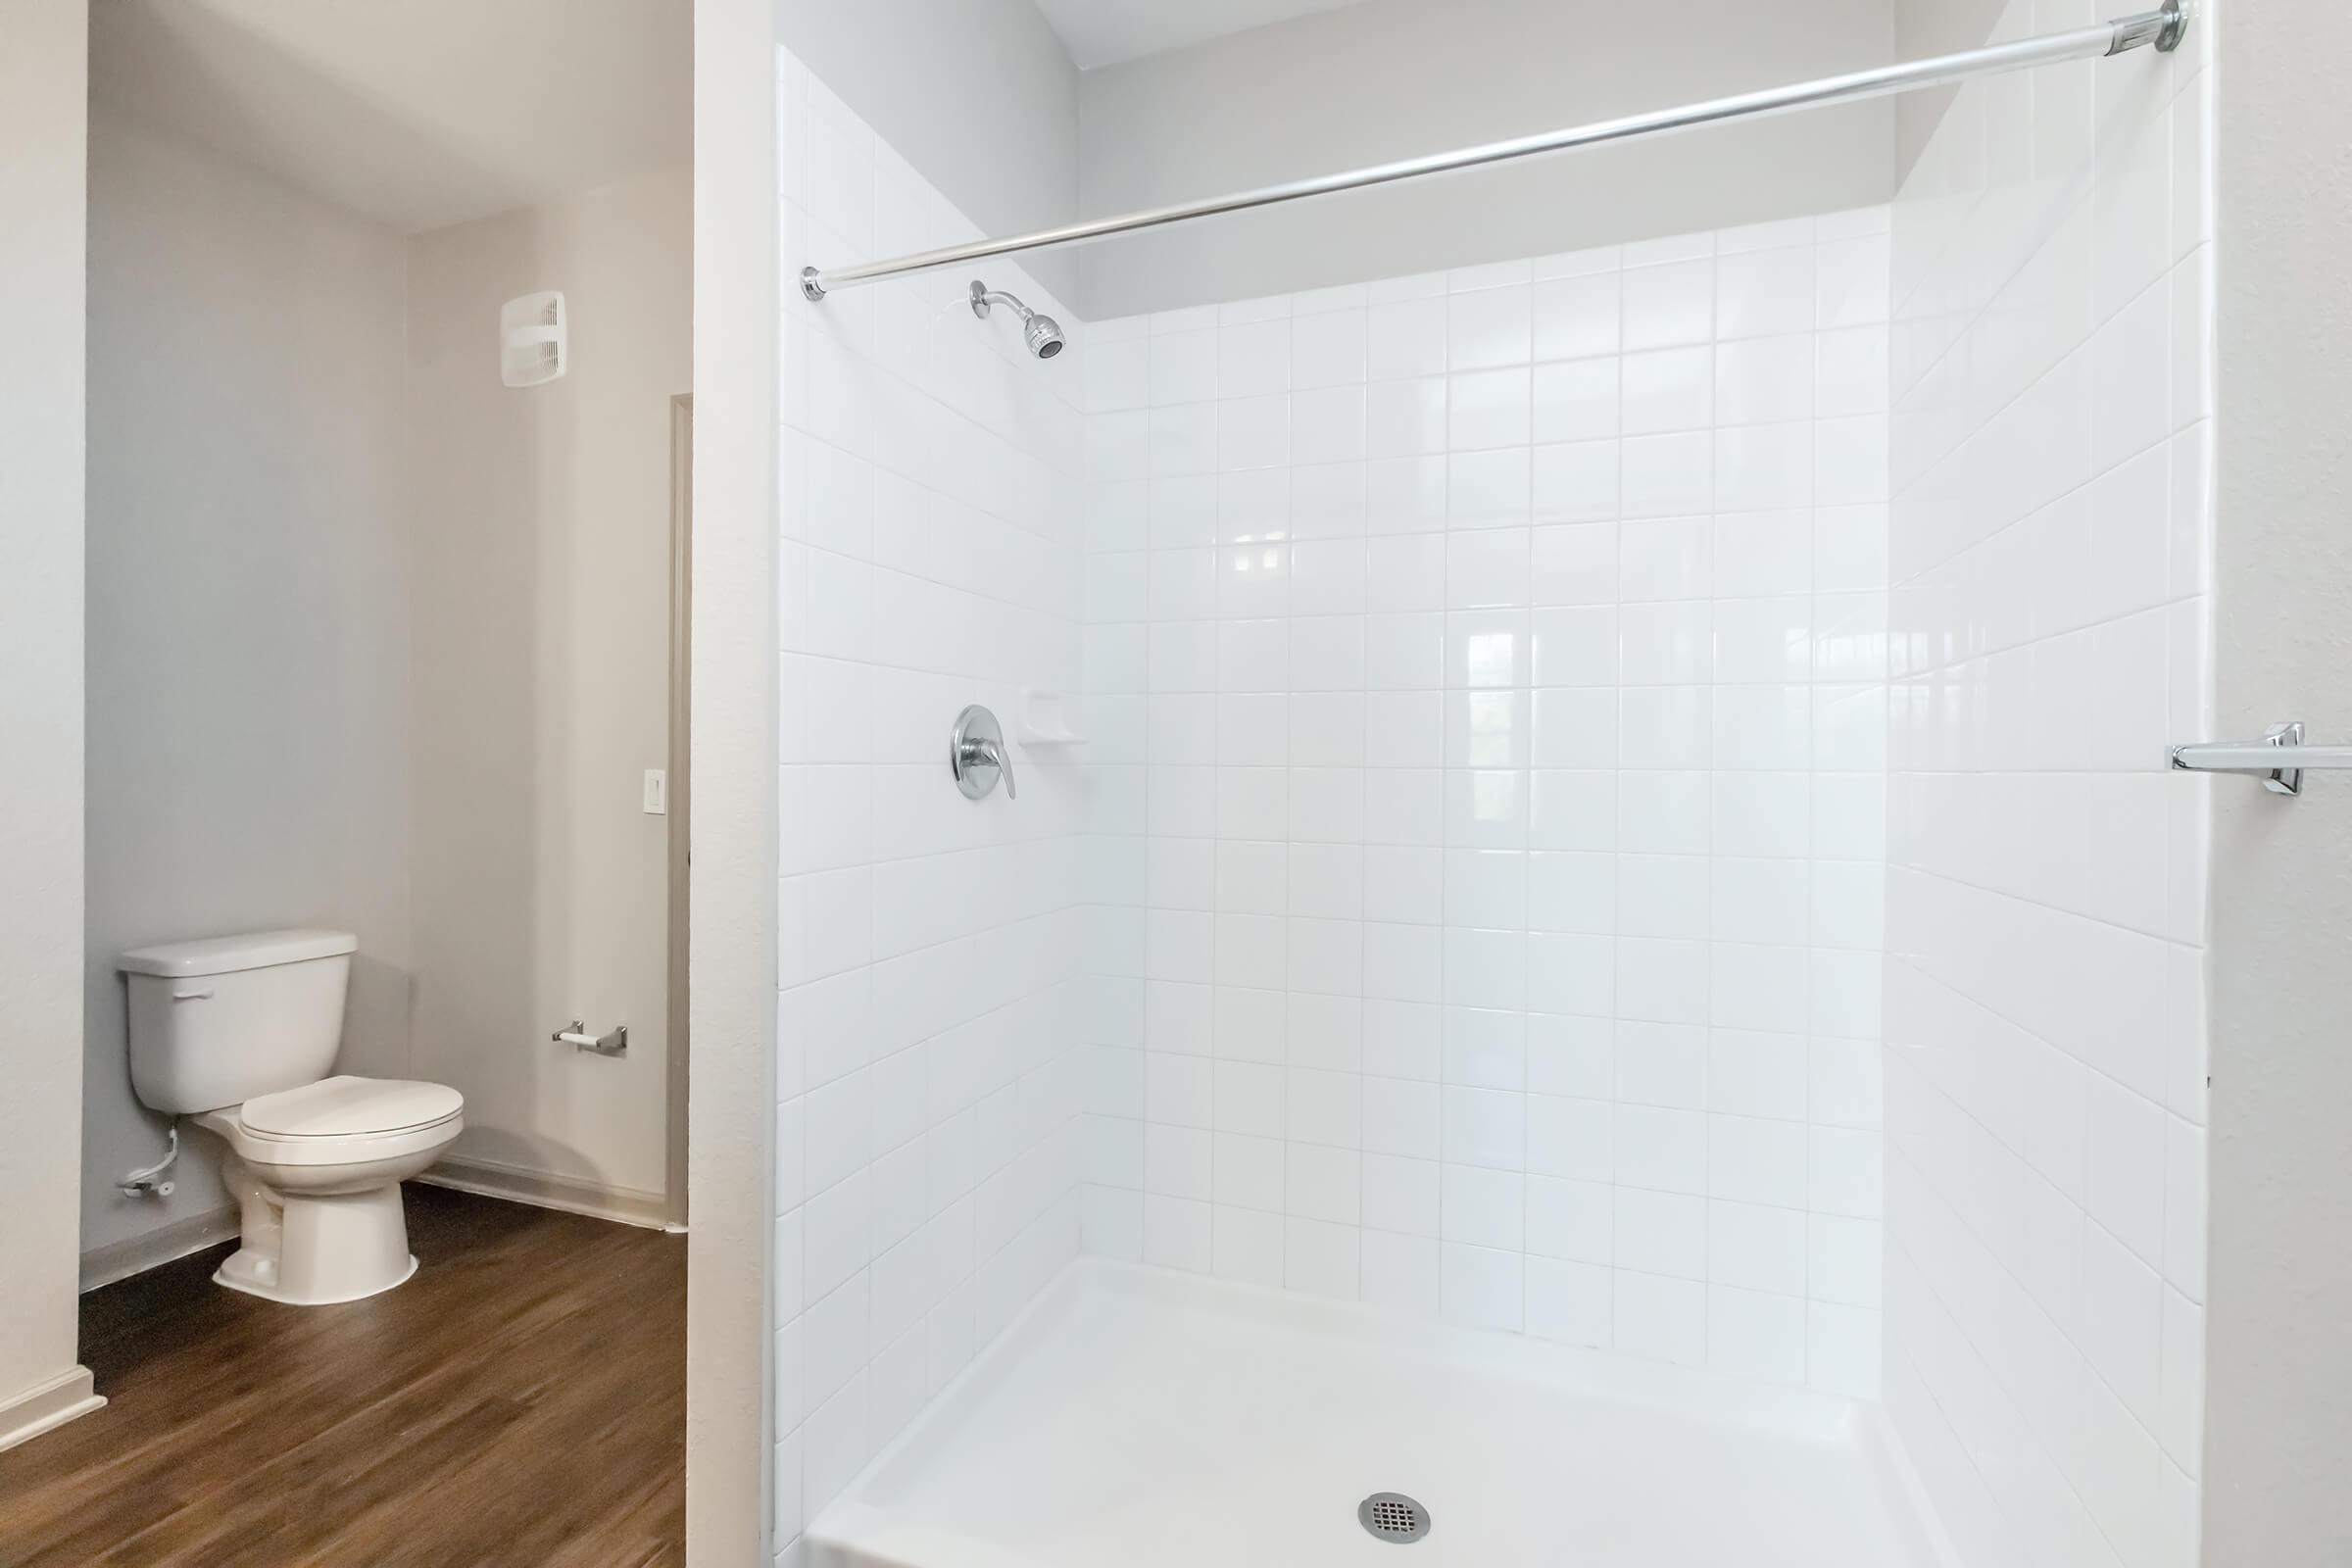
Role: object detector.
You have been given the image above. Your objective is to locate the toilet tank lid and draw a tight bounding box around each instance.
[119,929,359,978]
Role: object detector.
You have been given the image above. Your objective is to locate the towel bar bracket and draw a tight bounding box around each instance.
[2166,722,2352,796]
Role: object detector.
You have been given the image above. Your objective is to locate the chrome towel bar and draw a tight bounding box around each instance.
[2169,723,2352,795]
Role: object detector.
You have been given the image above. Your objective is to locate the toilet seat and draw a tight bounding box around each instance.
[198,1075,464,1168]
[242,1075,462,1138]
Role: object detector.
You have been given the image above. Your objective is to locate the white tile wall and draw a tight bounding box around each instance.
[1882,1,2212,1563]
[1078,213,1894,1396]
[775,50,1089,1555]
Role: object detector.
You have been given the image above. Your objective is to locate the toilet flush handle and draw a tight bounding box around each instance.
[171,988,215,1002]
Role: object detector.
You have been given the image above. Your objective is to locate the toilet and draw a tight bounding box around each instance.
[121,929,464,1305]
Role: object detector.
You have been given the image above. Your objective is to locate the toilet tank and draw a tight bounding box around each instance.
[120,930,359,1114]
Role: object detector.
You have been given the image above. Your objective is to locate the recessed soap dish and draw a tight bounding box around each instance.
[1017,688,1085,745]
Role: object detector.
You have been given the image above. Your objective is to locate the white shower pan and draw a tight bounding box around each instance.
[807,1260,1953,1567]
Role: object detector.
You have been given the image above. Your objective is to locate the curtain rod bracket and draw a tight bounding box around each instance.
[2113,0,2189,55]
[2161,0,2190,52]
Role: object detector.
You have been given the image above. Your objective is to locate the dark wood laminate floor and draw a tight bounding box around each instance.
[0,1186,684,1568]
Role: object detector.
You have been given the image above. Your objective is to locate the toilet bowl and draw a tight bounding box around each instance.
[194,1076,464,1304]
[120,929,466,1306]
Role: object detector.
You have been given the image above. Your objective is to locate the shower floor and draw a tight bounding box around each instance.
[806,1260,1951,1568]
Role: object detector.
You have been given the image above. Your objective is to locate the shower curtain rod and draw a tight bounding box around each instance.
[800,0,2185,302]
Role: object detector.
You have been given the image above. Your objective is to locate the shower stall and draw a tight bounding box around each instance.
[765,0,2215,1560]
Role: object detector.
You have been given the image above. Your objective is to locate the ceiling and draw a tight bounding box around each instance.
[1031,0,1373,70]
[89,0,691,234]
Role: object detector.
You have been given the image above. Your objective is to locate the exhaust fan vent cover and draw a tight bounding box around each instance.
[500,290,567,388]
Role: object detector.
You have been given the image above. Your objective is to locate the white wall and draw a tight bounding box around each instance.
[771,53,1091,1553]
[774,0,1081,301]
[2203,1,2352,1559]
[1891,0,2010,177]
[1075,212,1894,1393]
[1074,0,1896,319]
[406,170,691,1215]
[81,112,416,1275]
[1880,1,2212,1562]
[0,0,100,1450]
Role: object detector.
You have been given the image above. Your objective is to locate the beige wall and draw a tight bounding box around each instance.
[2204,0,2352,1559]
[81,111,416,1277]
[0,0,99,1447]
[407,170,691,1213]
[80,142,689,1264]
[686,0,778,1556]
[1073,0,1895,318]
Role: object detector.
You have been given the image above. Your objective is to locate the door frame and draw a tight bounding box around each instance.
[665,393,692,1231]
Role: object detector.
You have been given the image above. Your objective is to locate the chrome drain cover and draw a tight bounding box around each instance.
[1358,1492,1431,1544]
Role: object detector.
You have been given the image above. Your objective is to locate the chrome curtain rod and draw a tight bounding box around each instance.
[801,0,2185,302]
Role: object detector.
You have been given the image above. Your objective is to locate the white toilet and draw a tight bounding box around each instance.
[121,929,464,1306]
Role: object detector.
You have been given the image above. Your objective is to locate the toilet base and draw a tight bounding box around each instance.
[216,1151,424,1305]
[217,1249,418,1305]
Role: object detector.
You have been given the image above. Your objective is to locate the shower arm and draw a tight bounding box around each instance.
[800,1,2187,302]
[970,284,1032,321]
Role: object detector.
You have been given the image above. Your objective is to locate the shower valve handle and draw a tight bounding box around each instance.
[964,737,1016,799]
[950,705,1016,801]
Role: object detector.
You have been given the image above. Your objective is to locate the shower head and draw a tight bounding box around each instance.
[970,279,1064,361]
[1024,313,1066,360]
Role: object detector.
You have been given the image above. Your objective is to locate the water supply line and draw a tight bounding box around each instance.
[119,1123,179,1198]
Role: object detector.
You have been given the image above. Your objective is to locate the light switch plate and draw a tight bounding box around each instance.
[643,768,667,814]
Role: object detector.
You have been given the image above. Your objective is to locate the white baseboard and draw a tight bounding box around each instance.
[0,1366,104,1452]
[79,1205,241,1293]
[78,1164,676,1295]
[416,1155,672,1230]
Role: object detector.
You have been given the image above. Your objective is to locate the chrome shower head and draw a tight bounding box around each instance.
[1024,313,1066,359]
[970,279,1064,361]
